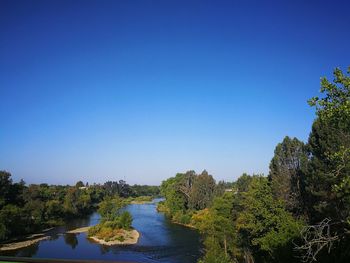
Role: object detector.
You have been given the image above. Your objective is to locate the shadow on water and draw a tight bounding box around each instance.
[1,199,203,263]
[64,234,78,249]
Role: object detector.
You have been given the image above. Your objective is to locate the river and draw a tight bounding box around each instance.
[1,199,203,263]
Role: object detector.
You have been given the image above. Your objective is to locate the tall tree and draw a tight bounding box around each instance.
[305,67,350,224]
[160,173,187,214]
[178,170,197,209]
[0,171,12,208]
[236,176,303,263]
[189,170,216,210]
[298,67,350,262]
[268,136,307,215]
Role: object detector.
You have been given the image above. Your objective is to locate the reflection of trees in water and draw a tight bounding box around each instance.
[64,234,78,249]
[50,233,60,241]
[99,244,111,254]
[21,242,40,257]
[86,238,112,254]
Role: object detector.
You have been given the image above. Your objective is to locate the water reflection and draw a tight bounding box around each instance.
[2,242,39,258]
[64,234,78,249]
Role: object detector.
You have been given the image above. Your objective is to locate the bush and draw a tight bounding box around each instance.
[119,211,132,229]
[104,218,121,229]
[88,224,101,236]
[179,213,191,224]
[173,210,192,225]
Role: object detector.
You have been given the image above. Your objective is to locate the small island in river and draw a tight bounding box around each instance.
[89,229,139,245]
[86,197,139,245]
[67,225,139,245]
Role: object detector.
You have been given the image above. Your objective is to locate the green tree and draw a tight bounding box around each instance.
[160,173,187,215]
[45,200,63,220]
[190,170,216,210]
[236,176,303,262]
[199,192,235,258]
[160,170,217,220]
[119,211,133,229]
[0,171,12,208]
[24,199,46,230]
[199,237,233,263]
[235,173,253,193]
[76,191,92,213]
[0,204,25,240]
[63,187,79,216]
[298,67,350,262]
[268,136,307,215]
[98,197,123,222]
[305,67,350,224]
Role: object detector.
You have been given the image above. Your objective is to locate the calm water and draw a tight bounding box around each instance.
[1,199,202,263]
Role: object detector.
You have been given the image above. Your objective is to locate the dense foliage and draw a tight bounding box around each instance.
[159,170,223,225]
[159,67,350,263]
[129,185,160,197]
[0,173,99,241]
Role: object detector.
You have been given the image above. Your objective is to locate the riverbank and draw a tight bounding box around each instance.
[128,196,155,204]
[0,234,50,251]
[156,202,198,230]
[172,220,197,229]
[66,226,91,233]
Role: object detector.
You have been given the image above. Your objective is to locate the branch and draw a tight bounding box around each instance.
[295,218,339,262]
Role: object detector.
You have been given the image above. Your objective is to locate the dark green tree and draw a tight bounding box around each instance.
[305,67,350,223]
[268,136,307,215]
[189,170,216,210]
[0,204,25,240]
[298,67,350,262]
[160,173,187,215]
[0,171,12,208]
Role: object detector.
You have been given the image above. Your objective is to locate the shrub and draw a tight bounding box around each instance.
[119,211,133,229]
[179,213,191,224]
[88,224,101,236]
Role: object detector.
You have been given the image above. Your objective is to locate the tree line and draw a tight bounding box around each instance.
[0,173,159,242]
[159,67,350,263]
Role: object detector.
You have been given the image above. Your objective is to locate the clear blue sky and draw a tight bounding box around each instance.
[1,0,349,185]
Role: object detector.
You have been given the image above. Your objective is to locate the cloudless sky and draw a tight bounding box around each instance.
[1,0,350,185]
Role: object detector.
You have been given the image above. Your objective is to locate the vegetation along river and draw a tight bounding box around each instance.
[0,198,202,263]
